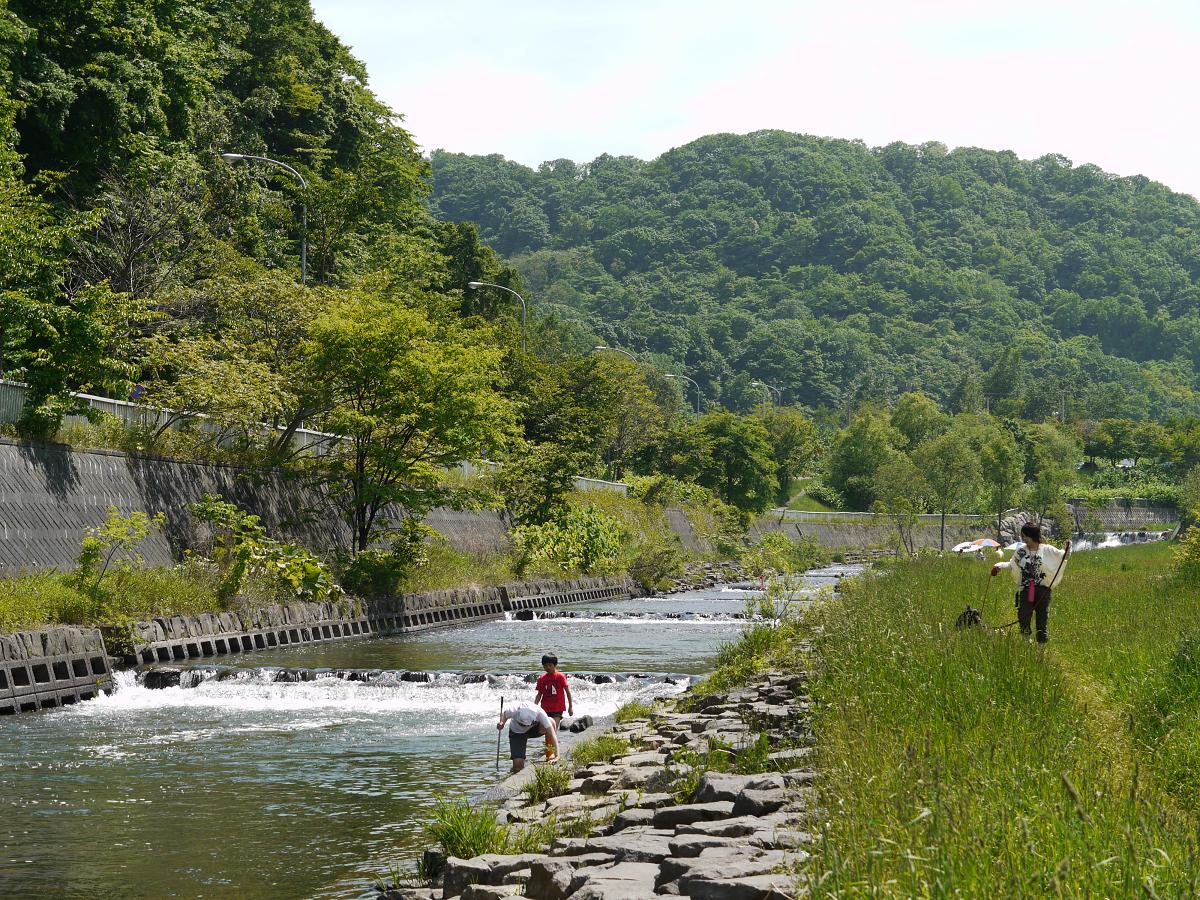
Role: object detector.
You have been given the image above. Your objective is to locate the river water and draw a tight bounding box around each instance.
[0,571,846,899]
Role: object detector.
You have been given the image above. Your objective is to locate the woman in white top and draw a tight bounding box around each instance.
[990,523,1071,643]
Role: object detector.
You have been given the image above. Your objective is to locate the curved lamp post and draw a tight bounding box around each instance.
[468,281,528,352]
[593,345,640,362]
[221,152,308,284]
[751,380,783,407]
[665,373,702,414]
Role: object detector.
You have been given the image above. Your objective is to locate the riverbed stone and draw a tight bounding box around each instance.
[607,808,655,832]
[615,751,668,768]
[732,788,788,816]
[573,830,675,863]
[568,862,660,900]
[651,801,735,828]
[667,834,751,858]
[462,885,523,900]
[443,857,493,898]
[694,772,785,804]
[684,872,798,900]
[674,811,793,838]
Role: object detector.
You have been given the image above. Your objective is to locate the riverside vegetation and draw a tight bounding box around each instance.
[672,542,1200,895]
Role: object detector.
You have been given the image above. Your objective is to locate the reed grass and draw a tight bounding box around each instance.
[614,699,653,724]
[804,543,1200,896]
[522,762,571,804]
[569,735,629,769]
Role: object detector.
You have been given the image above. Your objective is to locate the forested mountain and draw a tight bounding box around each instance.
[429,135,1200,421]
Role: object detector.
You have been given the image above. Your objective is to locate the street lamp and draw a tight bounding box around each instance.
[468,281,528,352]
[220,152,308,284]
[665,373,702,414]
[751,380,782,407]
[593,345,639,362]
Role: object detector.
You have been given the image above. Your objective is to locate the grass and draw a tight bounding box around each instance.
[403,542,518,593]
[613,699,653,724]
[801,543,1200,896]
[521,762,571,804]
[569,735,630,768]
[0,564,231,633]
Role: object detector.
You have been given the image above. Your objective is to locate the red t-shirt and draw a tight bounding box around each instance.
[536,671,569,713]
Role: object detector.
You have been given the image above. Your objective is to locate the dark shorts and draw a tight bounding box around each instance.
[509,726,544,759]
[546,711,563,721]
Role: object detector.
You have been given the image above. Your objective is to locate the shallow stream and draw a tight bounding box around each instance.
[0,570,847,899]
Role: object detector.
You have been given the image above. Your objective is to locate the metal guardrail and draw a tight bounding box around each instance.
[771,508,986,524]
[1,379,631,494]
[0,377,338,455]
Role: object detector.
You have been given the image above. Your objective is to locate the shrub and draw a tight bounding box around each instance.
[740,533,831,577]
[341,521,434,596]
[189,494,342,603]
[805,479,845,510]
[513,504,623,575]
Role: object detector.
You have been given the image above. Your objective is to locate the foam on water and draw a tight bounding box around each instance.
[70,668,689,721]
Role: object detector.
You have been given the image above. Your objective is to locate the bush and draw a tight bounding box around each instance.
[805,479,845,510]
[513,504,623,575]
[341,521,434,596]
[740,533,831,577]
[569,735,629,768]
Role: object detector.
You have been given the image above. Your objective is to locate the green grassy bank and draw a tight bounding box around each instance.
[702,543,1200,895]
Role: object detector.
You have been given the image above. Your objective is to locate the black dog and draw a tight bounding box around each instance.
[955,606,983,629]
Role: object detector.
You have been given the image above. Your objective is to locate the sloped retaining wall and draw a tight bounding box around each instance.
[0,627,113,715]
[363,576,636,634]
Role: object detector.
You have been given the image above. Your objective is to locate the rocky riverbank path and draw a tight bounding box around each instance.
[386,664,815,900]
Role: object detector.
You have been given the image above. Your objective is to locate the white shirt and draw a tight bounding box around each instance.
[504,701,552,734]
[995,544,1068,588]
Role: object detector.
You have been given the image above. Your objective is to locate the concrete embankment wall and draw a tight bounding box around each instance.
[1068,499,1177,530]
[121,575,635,668]
[753,516,989,550]
[0,440,509,572]
[0,626,113,715]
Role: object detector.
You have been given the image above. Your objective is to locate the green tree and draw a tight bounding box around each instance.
[827,411,904,510]
[1026,422,1080,531]
[305,290,516,552]
[759,407,821,504]
[871,455,927,557]
[914,429,981,550]
[979,426,1025,540]
[890,392,947,448]
[676,412,778,516]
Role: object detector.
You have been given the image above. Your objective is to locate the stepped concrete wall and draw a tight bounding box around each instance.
[0,626,112,715]
[0,440,509,572]
[753,517,990,550]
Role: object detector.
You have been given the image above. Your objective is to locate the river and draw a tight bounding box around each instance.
[0,569,847,899]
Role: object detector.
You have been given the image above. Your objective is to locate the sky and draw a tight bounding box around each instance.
[311,0,1200,198]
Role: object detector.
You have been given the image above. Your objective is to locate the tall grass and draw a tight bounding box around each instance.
[522,763,571,804]
[613,699,653,724]
[569,735,629,768]
[0,565,229,632]
[805,546,1200,896]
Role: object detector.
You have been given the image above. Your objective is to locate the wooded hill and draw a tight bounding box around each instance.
[429,134,1200,422]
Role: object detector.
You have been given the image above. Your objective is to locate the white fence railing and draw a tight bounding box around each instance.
[0,377,339,455]
[0,379,631,494]
[771,508,986,524]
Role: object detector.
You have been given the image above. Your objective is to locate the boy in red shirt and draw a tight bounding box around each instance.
[534,654,574,746]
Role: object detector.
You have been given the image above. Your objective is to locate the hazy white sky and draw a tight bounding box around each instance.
[311,0,1200,197]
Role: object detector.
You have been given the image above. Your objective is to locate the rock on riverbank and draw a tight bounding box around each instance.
[385,669,814,900]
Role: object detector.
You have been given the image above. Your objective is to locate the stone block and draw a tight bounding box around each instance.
[569,862,660,900]
[732,788,787,817]
[443,857,493,898]
[651,802,735,828]
[695,772,784,804]
[684,872,797,900]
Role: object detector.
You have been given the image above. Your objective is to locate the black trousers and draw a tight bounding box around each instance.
[1015,585,1052,643]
